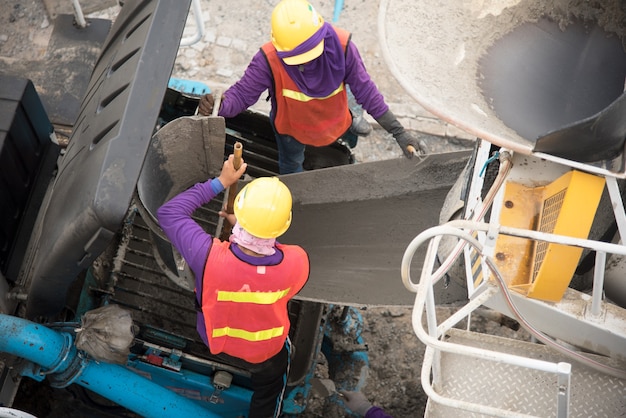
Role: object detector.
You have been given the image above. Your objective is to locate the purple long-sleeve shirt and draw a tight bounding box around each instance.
[219,37,389,120]
[366,406,393,418]
[156,178,284,278]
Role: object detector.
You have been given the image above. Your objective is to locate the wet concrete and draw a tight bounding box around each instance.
[280,151,472,306]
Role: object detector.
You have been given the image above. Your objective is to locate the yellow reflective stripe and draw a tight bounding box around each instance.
[212,326,284,341]
[217,288,291,304]
[282,84,344,102]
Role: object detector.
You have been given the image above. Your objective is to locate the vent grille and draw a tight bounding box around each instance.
[532,189,566,282]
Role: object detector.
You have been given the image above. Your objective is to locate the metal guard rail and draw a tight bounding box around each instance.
[401,220,626,417]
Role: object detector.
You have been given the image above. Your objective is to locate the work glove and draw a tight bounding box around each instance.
[376,110,427,158]
[339,390,373,416]
[197,93,215,116]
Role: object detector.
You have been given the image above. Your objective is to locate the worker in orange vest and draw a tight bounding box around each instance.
[157,154,310,417]
[198,0,426,174]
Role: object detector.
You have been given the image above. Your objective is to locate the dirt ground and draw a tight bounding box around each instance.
[0,1,525,418]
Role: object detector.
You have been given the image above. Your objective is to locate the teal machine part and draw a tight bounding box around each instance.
[168,77,211,96]
[0,314,221,418]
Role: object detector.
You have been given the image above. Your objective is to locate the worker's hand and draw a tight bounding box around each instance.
[217,154,247,189]
[375,110,427,159]
[198,93,215,116]
[339,390,373,416]
[219,204,237,227]
[394,131,427,159]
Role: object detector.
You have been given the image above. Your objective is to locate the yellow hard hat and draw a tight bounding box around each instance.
[271,0,325,65]
[234,177,293,239]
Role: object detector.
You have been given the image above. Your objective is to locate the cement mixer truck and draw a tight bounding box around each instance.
[378,0,626,416]
[0,0,625,417]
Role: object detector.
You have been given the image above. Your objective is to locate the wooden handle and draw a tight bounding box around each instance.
[219,142,243,241]
[225,142,243,213]
[233,141,243,167]
[211,90,222,117]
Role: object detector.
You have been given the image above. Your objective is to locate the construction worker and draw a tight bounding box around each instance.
[340,390,393,418]
[156,154,310,418]
[198,0,427,174]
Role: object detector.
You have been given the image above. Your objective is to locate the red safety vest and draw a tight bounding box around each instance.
[200,239,309,363]
[261,27,352,146]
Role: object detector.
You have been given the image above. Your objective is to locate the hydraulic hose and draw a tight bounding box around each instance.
[0,314,219,418]
[418,149,513,288]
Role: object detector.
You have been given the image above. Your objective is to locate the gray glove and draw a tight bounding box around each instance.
[376,110,427,158]
[339,390,373,416]
[198,93,215,116]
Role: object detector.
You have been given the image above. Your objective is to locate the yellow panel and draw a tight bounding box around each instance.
[493,182,541,290]
[528,171,605,301]
[493,170,605,302]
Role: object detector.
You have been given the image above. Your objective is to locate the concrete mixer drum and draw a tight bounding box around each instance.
[379,0,626,175]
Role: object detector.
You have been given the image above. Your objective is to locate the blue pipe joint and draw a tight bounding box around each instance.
[0,315,74,372]
[0,315,221,417]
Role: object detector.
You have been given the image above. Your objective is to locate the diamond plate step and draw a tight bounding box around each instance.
[425,328,626,417]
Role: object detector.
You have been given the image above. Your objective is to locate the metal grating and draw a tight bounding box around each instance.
[426,328,626,417]
[108,211,207,356]
[532,188,566,282]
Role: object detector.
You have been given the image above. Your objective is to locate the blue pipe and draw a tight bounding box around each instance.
[0,314,219,418]
[333,0,344,22]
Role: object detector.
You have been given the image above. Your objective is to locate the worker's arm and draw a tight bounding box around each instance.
[156,179,222,276]
[157,155,247,276]
[343,42,388,119]
[198,51,273,117]
[339,391,393,418]
[343,42,426,158]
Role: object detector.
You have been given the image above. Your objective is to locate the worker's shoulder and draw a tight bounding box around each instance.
[278,243,309,258]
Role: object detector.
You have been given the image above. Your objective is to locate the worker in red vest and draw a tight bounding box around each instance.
[157,154,310,418]
[198,0,427,174]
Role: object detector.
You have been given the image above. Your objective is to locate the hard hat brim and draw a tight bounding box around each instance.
[281,40,324,65]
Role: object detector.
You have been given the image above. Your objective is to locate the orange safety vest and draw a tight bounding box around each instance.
[200,239,309,363]
[261,27,353,146]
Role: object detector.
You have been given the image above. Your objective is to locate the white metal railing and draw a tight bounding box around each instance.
[180,0,205,47]
[401,219,626,417]
[71,0,205,46]
[403,227,572,417]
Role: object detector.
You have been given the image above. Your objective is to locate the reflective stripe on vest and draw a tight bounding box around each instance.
[212,326,285,342]
[281,84,344,103]
[261,27,352,147]
[216,288,291,304]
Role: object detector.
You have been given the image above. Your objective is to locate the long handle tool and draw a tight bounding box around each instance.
[219,141,243,241]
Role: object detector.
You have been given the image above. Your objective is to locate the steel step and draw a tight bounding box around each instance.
[425,328,626,417]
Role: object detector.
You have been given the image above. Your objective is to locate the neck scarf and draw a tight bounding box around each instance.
[275,22,346,98]
[229,222,276,256]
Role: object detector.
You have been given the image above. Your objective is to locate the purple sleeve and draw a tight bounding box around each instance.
[344,41,389,119]
[219,50,274,118]
[365,406,393,418]
[156,178,225,277]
